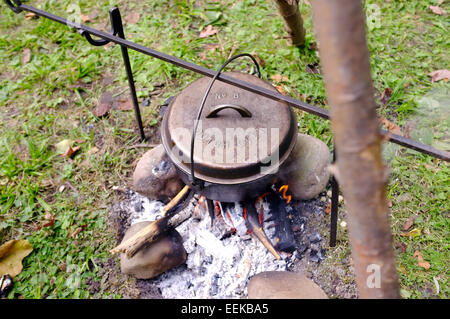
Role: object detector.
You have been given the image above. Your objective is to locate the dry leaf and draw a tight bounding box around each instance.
[429,69,450,83]
[25,12,36,20]
[199,25,218,38]
[118,98,133,111]
[380,118,402,135]
[400,228,421,238]
[42,212,55,228]
[380,87,392,105]
[275,85,286,95]
[324,201,331,215]
[413,250,431,270]
[271,74,289,83]
[0,240,33,278]
[402,215,417,231]
[93,92,114,117]
[399,265,407,274]
[125,12,140,24]
[429,5,443,15]
[55,139,73,154]
[80,14,90,23]
[70,225,86,238]
[61,145,81,158]
[22,48,31,64]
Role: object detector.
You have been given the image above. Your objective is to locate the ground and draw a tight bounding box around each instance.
[0,0,448,299]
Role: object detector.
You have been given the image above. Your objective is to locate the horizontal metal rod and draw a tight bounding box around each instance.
[10,3,450,162]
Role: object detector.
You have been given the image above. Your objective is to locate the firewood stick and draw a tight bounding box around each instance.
[126,209,191,258]
[110,185,190,256]
[163,185,190,216]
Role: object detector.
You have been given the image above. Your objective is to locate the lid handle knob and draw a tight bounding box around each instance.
[205,104,252,118]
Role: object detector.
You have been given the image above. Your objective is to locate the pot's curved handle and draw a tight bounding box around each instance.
[205,104,252,118]
[190,53,261,188]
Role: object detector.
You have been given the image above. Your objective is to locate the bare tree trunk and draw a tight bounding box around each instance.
[273,0,306,46]
[310,0,400,298]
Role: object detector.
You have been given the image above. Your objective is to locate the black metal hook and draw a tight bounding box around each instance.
[4,0,22,13]
[80,7,120,46]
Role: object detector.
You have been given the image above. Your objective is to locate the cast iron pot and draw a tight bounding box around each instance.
[161,71,297,202]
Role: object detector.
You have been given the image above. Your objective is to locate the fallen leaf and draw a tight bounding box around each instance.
[399,265,407,274]
[61,145,81,158]
[275,85,286,95]
[93,92,114,117]
[271,74,289,83]
[118,98,133,111]
[400,228,421,238]
[429,5,443,15]
[324,201,331,215]
[380,87,392,105]
[413,250,431,270]
[402,215,417,231]
[25,12,36,20]
[22,48,31,64]
[70,225,86,238]
[429,69,450,83]
[199,25,218,38]
[125,12,140,24]
[0,240,33,278]
[80,14,90,23]
[380,118,402,135]
[55,139,73,154]
[42,212,55,228]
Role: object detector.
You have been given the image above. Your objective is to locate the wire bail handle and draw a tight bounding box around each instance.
[189,53,261,188]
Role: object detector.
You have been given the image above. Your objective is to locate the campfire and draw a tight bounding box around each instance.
[108,68,333,298]
[111,185,314,298]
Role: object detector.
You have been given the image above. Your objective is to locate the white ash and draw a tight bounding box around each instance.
[120,191,290,298]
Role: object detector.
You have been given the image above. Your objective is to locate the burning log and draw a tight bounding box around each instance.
[260,188,297,253]
[244,202,281,260]
[110,186,191,257]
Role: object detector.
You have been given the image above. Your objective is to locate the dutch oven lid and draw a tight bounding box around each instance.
[161,71,297,184]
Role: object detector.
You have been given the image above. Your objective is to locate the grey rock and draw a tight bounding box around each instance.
[132,144,184,202]
[280,134,331,200]
[120,221,187,279]
[248,271,328,299]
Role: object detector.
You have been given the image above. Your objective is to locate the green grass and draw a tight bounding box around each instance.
[0,0,448,298]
